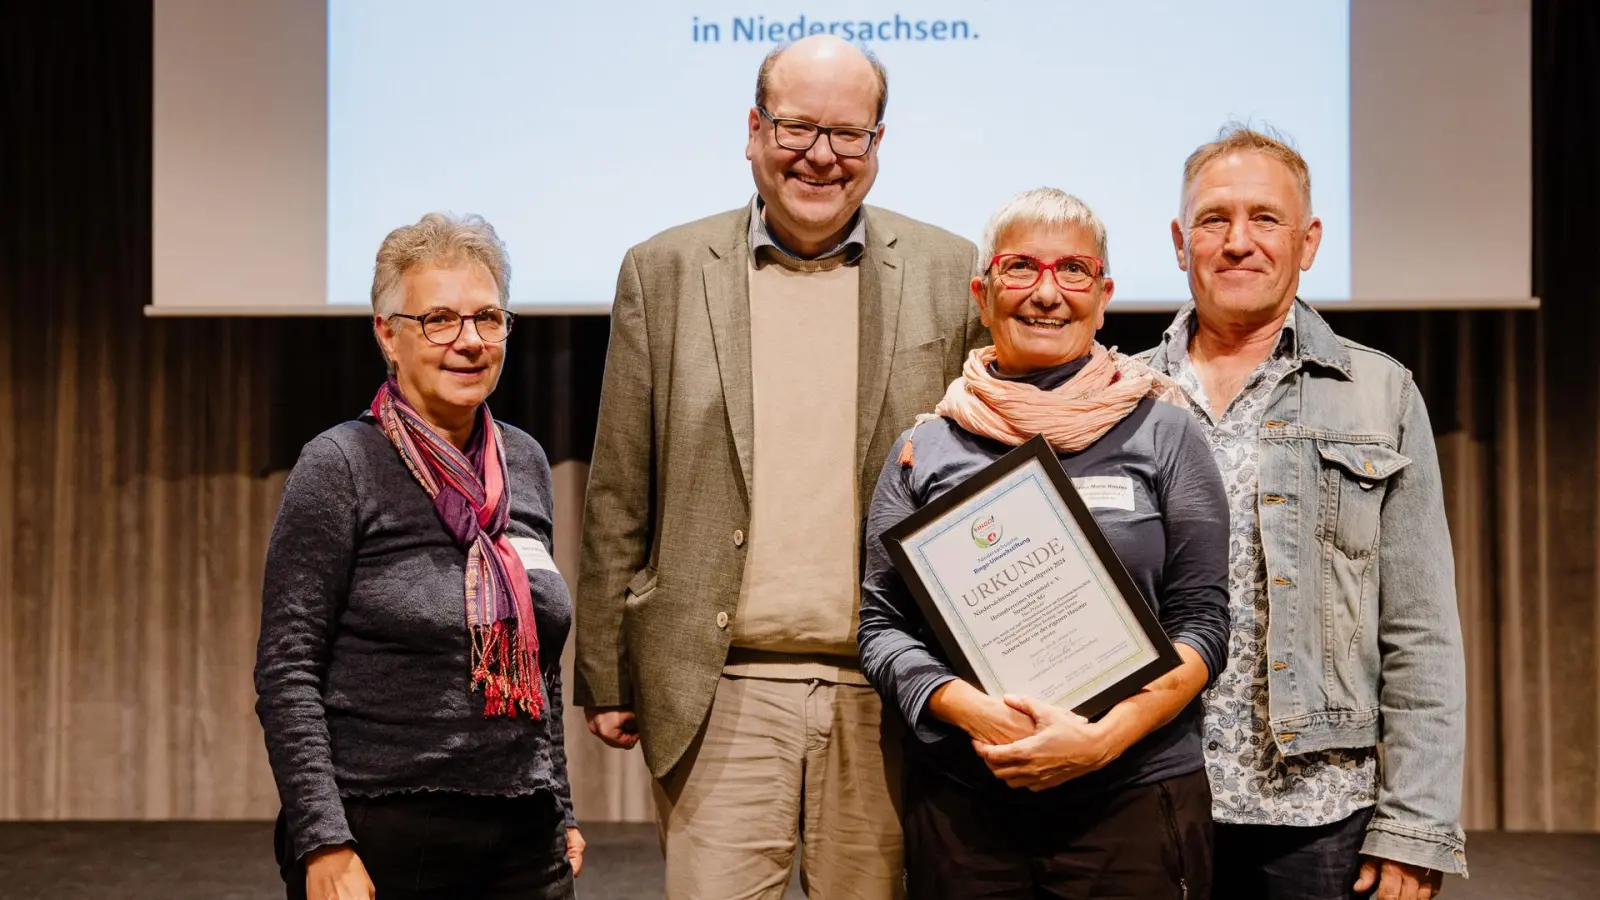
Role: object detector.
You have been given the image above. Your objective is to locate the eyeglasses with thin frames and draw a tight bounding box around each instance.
[389,307,515,345]
[759,107,880,158]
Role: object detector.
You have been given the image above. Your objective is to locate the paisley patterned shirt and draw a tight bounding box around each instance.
[1167,305,1379,826]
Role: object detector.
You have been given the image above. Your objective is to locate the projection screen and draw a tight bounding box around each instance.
[150,0,1534,315]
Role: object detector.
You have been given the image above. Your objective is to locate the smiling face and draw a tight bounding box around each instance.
[972,222,1113,377]
[1172,150,1322,324]
[373,261,506,426]
[746,39,881,256]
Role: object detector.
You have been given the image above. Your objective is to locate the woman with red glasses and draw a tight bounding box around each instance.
[858,188,1229,899]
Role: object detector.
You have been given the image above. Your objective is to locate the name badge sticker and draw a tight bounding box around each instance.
[1071,476,1136,512]
[508,536,560,574]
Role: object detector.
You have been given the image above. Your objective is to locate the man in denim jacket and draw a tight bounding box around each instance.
[1141,126,1467,900]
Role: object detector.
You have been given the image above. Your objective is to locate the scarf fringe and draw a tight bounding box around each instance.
[898,413,942,468]
[473,621,545,718]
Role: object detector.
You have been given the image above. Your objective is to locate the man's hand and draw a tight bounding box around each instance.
[304,845,375,900]
[584,706,640,749]
[566,827,587,878]
[972,695,1119,791]
[926,680,1037,745]
[1354,857,1443,900]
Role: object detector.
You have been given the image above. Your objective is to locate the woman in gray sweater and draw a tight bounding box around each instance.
[255,214,581,900]
[859,189,1229,899]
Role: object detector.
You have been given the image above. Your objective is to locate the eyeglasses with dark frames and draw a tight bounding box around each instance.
[759,107,880,158]
[389,307,515,345]
[987,254,1107,291]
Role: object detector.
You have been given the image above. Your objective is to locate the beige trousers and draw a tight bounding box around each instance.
[652,674,905,900]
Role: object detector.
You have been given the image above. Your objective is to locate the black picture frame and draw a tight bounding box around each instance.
[880,433,1182,721]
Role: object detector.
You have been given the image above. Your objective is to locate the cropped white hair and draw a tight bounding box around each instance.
[976,188,1109,278]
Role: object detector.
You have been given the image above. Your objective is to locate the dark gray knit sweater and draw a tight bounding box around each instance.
[254,416,574,861]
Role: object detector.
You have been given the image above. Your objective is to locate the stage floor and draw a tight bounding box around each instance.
[0,822,1593,899]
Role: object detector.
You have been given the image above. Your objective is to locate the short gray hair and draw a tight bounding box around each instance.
[977,188,1109,278]
[1182,121,1312,220]
[370,212,511,317]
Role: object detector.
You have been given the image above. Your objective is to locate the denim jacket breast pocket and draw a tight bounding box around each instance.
[1314,440,1411,704]
[1315,440,1412,559]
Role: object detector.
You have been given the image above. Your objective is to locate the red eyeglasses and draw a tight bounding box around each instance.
[988,254,1107,291]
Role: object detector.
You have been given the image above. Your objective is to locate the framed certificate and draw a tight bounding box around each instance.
[881,434,1181,720]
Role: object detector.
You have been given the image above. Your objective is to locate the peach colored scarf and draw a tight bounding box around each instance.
[901,344,1181,466]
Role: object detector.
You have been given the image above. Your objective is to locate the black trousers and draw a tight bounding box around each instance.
[1211,807,1376,900]
[903,766,1213,900]
[276,791,574,900]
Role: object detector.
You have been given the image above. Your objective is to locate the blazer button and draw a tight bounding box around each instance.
[716,611,729,629]
[733,529,745,547]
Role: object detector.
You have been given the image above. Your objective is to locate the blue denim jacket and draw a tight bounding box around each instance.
[1143,300,1468,874]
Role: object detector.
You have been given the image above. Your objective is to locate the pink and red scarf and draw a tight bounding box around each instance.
[370,379,544,719]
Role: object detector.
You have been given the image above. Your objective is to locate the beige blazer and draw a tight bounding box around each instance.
[574,204,988,777]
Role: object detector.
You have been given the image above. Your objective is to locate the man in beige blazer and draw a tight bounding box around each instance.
[575,35,986,900]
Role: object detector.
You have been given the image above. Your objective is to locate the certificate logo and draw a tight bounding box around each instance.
[971,514,1003,549]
